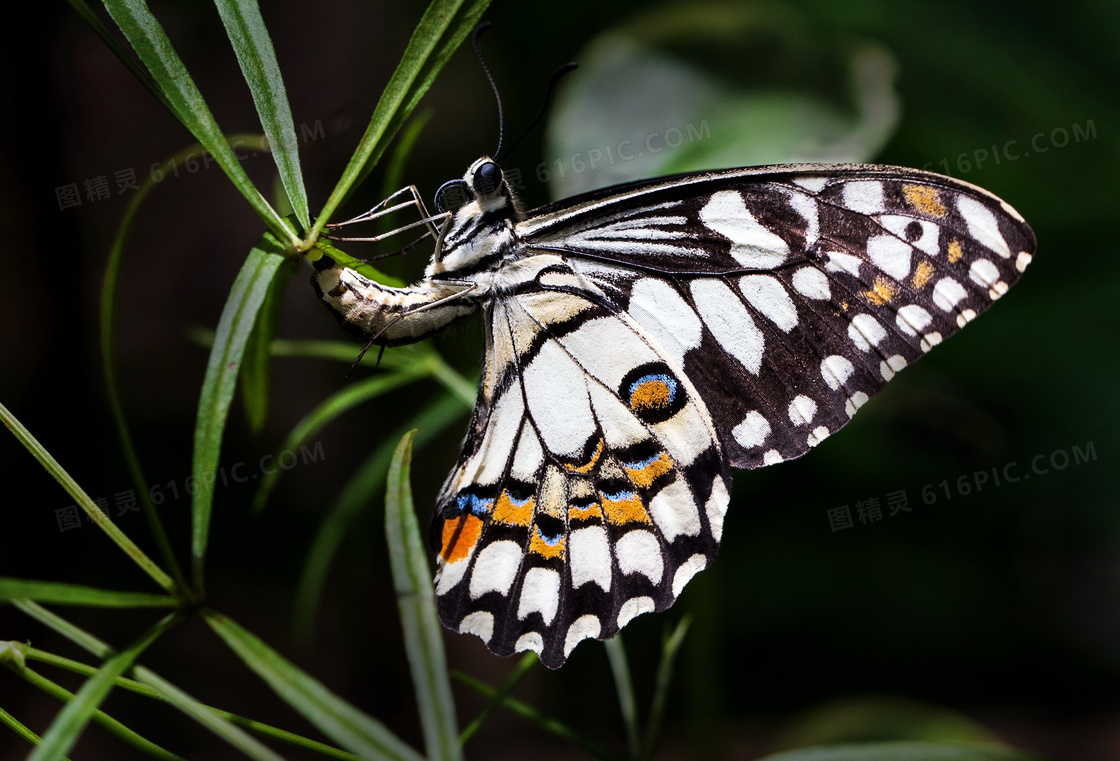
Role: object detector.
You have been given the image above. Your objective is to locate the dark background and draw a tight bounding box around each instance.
[1,0,1117,759]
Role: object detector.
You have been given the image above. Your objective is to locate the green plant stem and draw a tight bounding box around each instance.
[640,617,692,761]
[459,652,537,744]
[10,664,185,761]
[604,637,641,760]
[0,404,175,594]
[452,672,615,761]
[100,144,248,598]
[0,705,55,753]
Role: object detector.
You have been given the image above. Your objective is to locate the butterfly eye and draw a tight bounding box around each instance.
[434,179,470,213]
[472,161,503,195]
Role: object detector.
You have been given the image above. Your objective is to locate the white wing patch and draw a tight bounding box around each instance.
[700,191,789,268]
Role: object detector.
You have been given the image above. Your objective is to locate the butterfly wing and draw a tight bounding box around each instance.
[432,163,1035,667]
[431,257,728,668]
[519,164,1036,468]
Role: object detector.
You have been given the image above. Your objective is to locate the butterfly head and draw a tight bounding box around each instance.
[434,157,515,217]
[427,157,521,278]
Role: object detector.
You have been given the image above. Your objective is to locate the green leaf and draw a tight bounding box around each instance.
[639,616,690,760]
[191,235,289,594]
[604,636,640,759]
[240,254,301,434]
[18,643,363,761]
[755,743,1045,761]
[252,368,428,515]
[99,0,297,247]
[14,665,186,761]
[68,0,175,122]
[385,432,461,761]
[309,0,493,240]
[132,666,290,761]
[0,403,175,594]
[29,612,178,761]
[293,393,469,645]
[0,579,177,608]
[14,601,292,761]
[214,0,310,229]
[204,610,425,761]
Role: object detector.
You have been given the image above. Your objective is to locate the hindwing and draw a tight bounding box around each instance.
[432,260,727,669]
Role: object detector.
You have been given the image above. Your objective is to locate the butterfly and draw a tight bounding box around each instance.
[312,157,1035,668]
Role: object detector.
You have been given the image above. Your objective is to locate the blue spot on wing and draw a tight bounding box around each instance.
[457,493,493,516]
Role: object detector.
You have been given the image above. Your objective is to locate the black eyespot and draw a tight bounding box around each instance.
[904,220,924,242]
[472,161,502,196]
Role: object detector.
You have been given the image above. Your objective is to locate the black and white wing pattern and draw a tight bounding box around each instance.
[428,163,1035,668]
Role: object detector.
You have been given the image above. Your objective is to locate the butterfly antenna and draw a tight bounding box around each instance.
[472,22,504,158]
[496,62,578,163]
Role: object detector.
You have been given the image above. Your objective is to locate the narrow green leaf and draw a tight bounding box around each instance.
[293,394,469,645]
[191,235,289,593]
[14,665,186,761]
[452,672,613,761]
[204,610,425,761]
[755,743,1044,761]
[639,616,691,761]
[385,432,461,761]
[68,0,175,121]
[19,644,362,761]
[240,254,301,434]
[309,0,493,240]
[604,636,640,759]
[99,0,297,247]
[0,404,175,594]
[214,0,310,229]
[460,652,536,744]
[132,667,290,761]
[14,602,291,761]
[0,579,177,608]
[252,368,428,515]
[0,704,59,755]
[29,612,178,761]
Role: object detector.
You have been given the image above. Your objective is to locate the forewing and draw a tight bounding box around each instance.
[520,164,1036,468]
[431,261,727,669]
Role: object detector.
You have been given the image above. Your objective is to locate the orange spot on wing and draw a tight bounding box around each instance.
[911,260,935,290]
[903,184,946,217]
[568,502,604,522]
[622,452,674,489]
[493,492,534,526]
[529,529,566,559]
[864,277,898,306]
[601,491,651,526]
[630,380,672,411]
[947,239,963,263]
[440,515,482,563]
